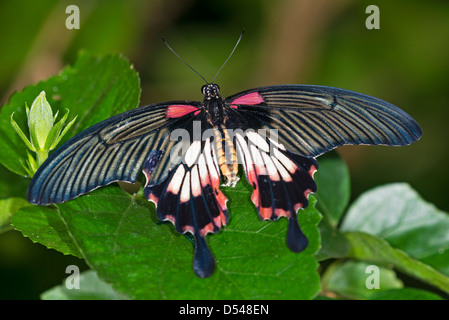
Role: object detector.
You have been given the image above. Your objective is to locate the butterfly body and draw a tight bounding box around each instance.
[191,84,242,187]
[28,82,422,278]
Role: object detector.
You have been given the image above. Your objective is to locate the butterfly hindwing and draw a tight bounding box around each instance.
[144,137,228,278]
[226,84,422,252]
[234,130,317,252]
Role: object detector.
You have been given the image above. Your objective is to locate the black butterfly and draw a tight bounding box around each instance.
[27,33,422,278]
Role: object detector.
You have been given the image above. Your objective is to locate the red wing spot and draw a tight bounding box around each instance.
[220,212,227,226]
[214,213,227,228]
[231,92,264,105]
[304,188,313,199]
[308,165,317,178]
[275,208,291,218]
[147,193,158,204]
[164,214,176,224]
[182,225,195,233]
[200,223,215,237]
[294,203,303,212]
[166,105,199,118]
[251,190,260,209]
[259,206,273,220]
[213,216,222,229]
[230,105,238,109]
[215,189,228,212]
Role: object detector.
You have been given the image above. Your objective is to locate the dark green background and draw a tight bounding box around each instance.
[1,0,448,299]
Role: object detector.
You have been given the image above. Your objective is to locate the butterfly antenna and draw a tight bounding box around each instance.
[162,36,208,84]
[212,29,245,84]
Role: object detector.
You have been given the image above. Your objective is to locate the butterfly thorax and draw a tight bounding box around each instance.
[202,84,226,122]
[201,84,239,186]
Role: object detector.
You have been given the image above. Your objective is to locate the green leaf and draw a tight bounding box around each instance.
[321,260,403,300]
[11,205,82,258]
[344,232,449,294]
[0,165,29,199]
[0,51,140,176]
[54,181,321,299]
[25,150,38,176]
[40,270,128,300]
[341,183,449,275]
[10,113,34,151]
[43,112,67,151]
[314,151,351,226]
[368,288,443,300]
[49,112,77,150]
[316,217,350,261]
[0,197,31,234]
[314,151,351,261]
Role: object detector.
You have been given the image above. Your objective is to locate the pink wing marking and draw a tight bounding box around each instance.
[200,223,215,237]
[166,105,199,118]
[164,214,176,224]
[230,92,264,108]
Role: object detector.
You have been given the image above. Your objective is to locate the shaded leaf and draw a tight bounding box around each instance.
[0,165,29,199]
[40,270,128,300]
[314,151,351,226]
[316,217,350,261]
[0,197,31,234]
[314,151,351,260]
[345,232,449,294]
[341,183,449,275]
[321,260,402,300]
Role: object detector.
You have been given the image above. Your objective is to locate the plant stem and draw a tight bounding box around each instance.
[36,150,49,166]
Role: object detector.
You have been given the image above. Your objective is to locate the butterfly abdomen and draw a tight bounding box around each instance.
[213,125,239,186]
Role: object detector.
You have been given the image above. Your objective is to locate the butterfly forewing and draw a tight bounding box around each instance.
[27,101,201,205]
[226,85,422,157]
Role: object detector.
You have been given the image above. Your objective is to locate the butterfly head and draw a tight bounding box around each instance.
[202,83,220,101]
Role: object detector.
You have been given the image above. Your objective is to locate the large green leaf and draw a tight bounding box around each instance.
[314,151,351,226]
[55,181,322,299]
[344,232,449,294]
[321,260,403,300]
[0,197,30,234]
[0,51,140,176]
[316,217,350,262]
[11,205,82,258]
[314,151,351,261]
[341,183,449,275]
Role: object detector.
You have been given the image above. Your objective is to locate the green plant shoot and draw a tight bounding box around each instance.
[10,91,77,177]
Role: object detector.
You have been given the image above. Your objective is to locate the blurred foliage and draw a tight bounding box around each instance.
[0,0,448,299]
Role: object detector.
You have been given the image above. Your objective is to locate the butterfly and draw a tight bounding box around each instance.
[27,32,422,278]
